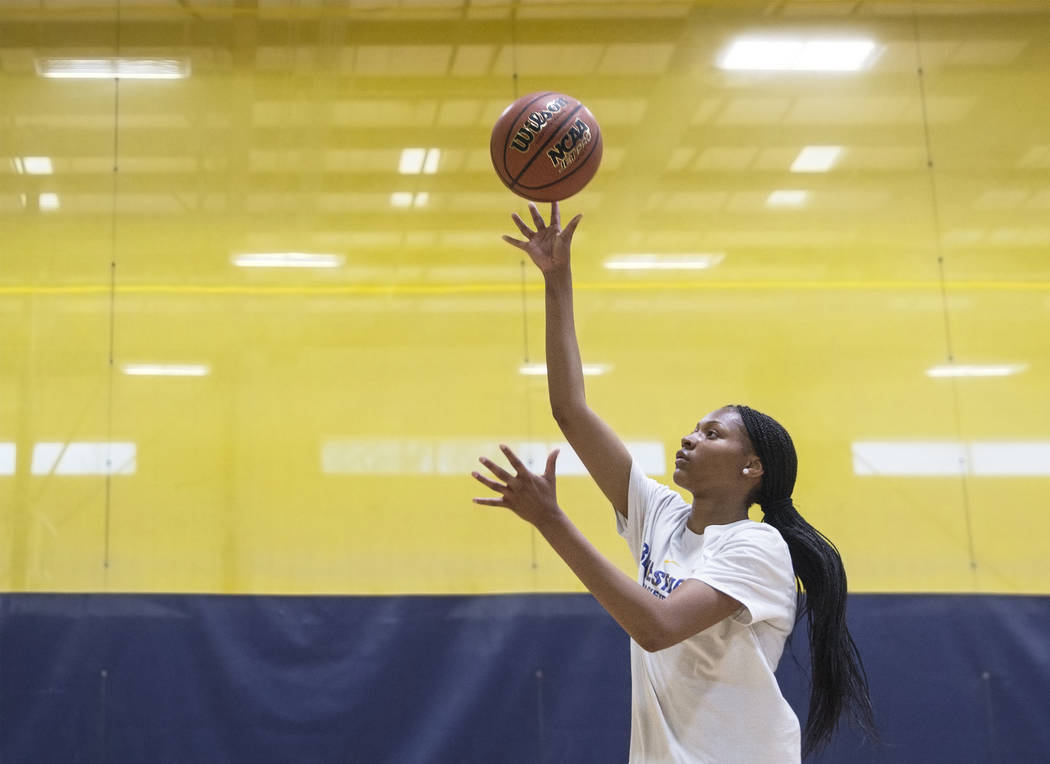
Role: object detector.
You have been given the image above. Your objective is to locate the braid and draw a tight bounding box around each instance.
[732,405,877,758]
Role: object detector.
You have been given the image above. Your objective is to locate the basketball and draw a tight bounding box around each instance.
[490,91,603,202]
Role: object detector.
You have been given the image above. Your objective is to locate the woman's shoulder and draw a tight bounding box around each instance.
[703,521,796,591]
[709,519,791,554]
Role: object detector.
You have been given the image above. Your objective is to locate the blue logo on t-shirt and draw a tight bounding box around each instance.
[640,543,683,598]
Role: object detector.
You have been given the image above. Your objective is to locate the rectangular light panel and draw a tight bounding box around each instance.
[13,156,53,175]
[390,192,428,208]
[399,148,426,174]
[604,253,725,271]
[123,364,211,377]
[719,39,877,72]
[853,441,1050,476]
[0,443,14,475]
[399,148,440,175]
[853,441,966,476]
[232,253,344,268]
[31,442,137,475]
[766,190,808,207]
[970,443,1050,476]
[36,57,191,79]
[926,364,1028,378]
[321,438,665,476]
[791,146,842,173]
[519,363,612,376]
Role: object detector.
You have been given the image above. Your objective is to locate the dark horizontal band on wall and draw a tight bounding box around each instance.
[2,592,1048,763]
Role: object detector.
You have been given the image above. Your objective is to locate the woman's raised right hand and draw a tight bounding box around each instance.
[502,201,582,275]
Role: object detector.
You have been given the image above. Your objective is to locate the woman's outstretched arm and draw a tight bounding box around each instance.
[503,203,633,517]
[472,445,741,652]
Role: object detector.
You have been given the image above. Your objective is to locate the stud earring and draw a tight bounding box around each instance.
[742,468,750,475]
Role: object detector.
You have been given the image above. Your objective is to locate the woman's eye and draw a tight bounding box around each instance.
[707,430,717,438]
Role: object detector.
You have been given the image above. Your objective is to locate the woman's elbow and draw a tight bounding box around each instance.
[636,636,662,653]
[634,626,677,653]
[550,403,586,432]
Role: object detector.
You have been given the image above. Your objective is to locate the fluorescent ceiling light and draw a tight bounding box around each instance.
[31,442,137,476]
[970,442,1050,476]
[391,192,428,208]
[766,190,808,207]
[0,443,14,476]
[798,41,876,71]
[399,148,426,174]
[519,362,612,376]
[36,57,190,79]
[926,364,1028,378]
[321,438,665,476]
[604,253,725,271]
[422,149,440,174]
[853,441,965,476]
[721,40,801,71]
[398,148,441,175]
[719,39,876,72]
[853,441,1050,476]
[232,252,344,268]
[39,193,60,211]
[13,156,53,175]
[123,364,211,377]
[791,146,842,173]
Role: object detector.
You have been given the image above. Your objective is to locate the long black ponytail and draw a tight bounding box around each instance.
[732,405,877,758]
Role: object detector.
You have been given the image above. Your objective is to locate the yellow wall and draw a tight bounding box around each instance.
[2,1,1048,595]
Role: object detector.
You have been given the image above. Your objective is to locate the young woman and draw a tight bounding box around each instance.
[471,203,876,762]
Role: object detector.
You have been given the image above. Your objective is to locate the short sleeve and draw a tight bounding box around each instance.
[616,461,648,556]
[691,524,796,631]
[617,460,689,562]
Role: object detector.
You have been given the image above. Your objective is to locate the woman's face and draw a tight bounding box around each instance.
[672,406,759,496]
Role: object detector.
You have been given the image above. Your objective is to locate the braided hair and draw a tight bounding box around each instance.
[732,404,877,758]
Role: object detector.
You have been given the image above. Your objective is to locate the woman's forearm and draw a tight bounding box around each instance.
[544,269,588,419]
[534,509,664,651]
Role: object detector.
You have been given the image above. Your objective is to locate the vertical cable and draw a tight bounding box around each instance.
[100,10,121,752]
[912,14,978,577]
[509,0,520,101]
[103,0,122,578]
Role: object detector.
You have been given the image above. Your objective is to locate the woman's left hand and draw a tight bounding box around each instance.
[472,445,562,528]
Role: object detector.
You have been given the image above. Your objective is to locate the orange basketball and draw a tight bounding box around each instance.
[490,91,603,202]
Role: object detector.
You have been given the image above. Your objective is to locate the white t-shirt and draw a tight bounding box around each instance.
[616,460,801,764]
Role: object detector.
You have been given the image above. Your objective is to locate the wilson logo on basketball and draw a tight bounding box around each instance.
[509,96,570,153]
[546,118,592,173]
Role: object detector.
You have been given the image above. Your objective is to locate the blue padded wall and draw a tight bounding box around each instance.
[2,594,1048,763]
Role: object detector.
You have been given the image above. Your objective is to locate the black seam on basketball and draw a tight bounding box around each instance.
[514,130,601,191]
[511,103,586,186]
[500,92,556,182]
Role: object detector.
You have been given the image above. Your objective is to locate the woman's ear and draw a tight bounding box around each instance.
[743,458,763,477]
